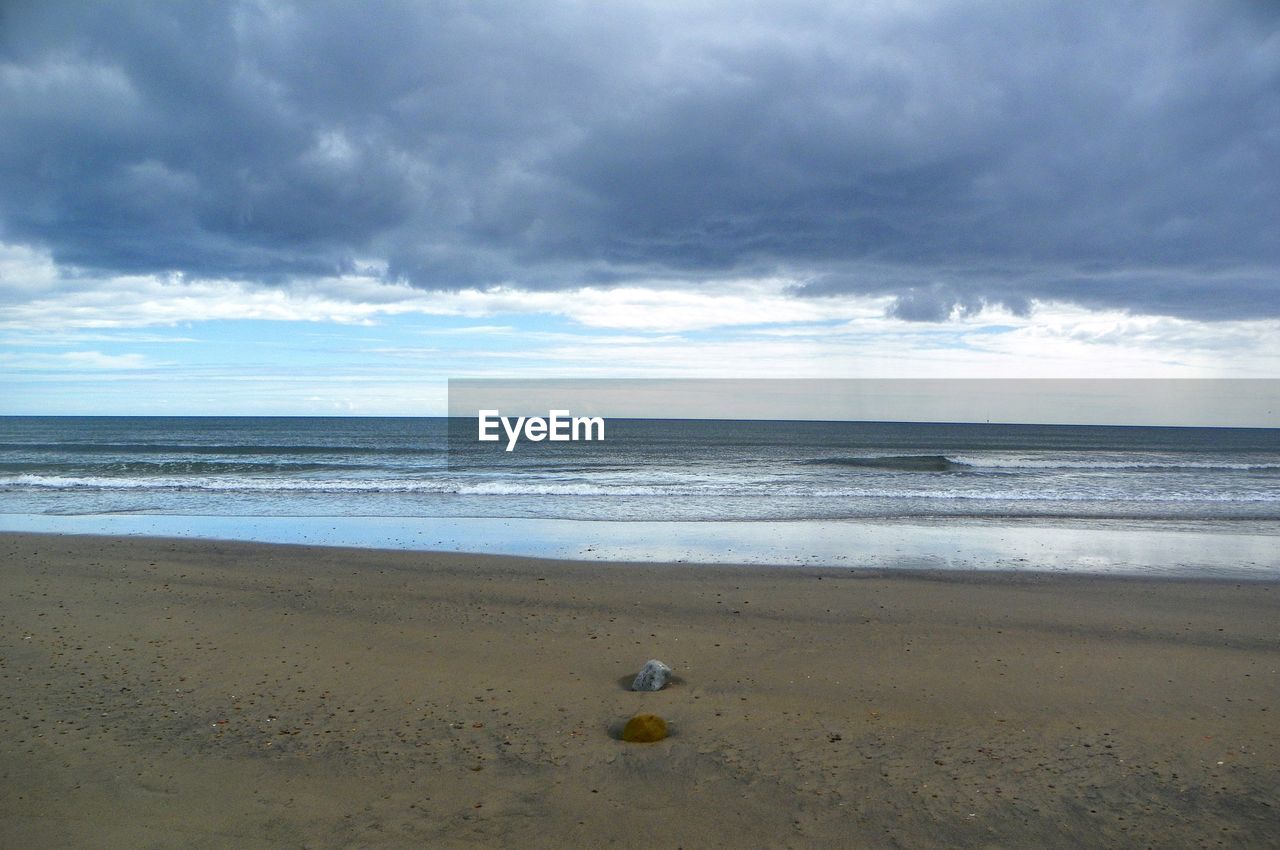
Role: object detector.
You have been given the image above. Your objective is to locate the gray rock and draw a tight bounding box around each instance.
[631,659,672,691]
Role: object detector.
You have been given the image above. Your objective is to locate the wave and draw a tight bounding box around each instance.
[4,474,1278,502]
[0,460,388,475]
[1,474,454,494]
[460,481,643,496]
[0,475,680,498]
[803,455,967,471]
[804,454,1280,473]
[948,456,1280,472]
[0,442,443,456]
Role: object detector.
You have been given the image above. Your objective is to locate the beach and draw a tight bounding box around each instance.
[5,0,1280,846]
[1,533,1276,848]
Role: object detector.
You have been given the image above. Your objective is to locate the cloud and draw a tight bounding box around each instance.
[0,247,881,333]
[0,1,1275,323]
[0,331,198,346]
[0,350,154,370]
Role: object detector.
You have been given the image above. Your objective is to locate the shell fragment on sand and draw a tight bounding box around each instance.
[631,658,672,691]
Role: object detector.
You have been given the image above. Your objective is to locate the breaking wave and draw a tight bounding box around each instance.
[803,455,967,471]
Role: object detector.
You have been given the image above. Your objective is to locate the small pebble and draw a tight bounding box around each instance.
[632,659,672,691]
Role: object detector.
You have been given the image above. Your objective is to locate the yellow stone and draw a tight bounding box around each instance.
[621,713,667,743]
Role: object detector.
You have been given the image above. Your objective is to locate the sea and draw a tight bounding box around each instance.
[2,416,1278,576]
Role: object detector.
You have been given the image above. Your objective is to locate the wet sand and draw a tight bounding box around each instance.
[1,532,1277,848]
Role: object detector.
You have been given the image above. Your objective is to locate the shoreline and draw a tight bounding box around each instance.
[2,513,1278,579]
[3,528,1279,585]
[2,532,1277,847]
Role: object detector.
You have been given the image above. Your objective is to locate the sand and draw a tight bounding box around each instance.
[1,532,1277,848]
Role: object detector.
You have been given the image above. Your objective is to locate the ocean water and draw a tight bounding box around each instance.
[1,416,1277,525]
[2,416,1278,576]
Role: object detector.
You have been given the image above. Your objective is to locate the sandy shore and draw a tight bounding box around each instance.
[1,533,1276,848]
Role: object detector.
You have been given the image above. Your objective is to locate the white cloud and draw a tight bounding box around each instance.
[0,242,62,294]
[0,350,154,370]
[418,325,514,336]
[0,331,198,346]
[0,245,885,332]
[2,241,1277,388]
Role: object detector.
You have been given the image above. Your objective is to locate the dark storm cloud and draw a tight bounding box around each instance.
[0,1,1276,319]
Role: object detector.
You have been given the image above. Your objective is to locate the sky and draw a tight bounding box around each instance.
[1,0,1278,415]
